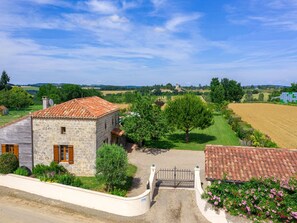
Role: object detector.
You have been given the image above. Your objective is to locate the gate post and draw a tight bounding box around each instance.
[194,166,203,194]
[174,166,176,188]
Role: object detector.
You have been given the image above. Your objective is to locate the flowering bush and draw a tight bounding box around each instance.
[203,177,297,222]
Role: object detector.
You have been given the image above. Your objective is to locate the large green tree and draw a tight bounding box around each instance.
[0,87,33,109]
[96,144,128,192]
[0,70,11,91]
[165,94,213,143]
[37,84,62,104]
[123,94,169,146]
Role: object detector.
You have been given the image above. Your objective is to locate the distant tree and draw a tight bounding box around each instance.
[165,94,213,143]
[212,84,225,104]
[210,78,221,102]
[60,84,83,102]
[258,93,264,102]
[0,87,33,109]
[221,78,244,102]
[123,94,169,146]
[37,84,62,104]
[0,70,11,91]
[96,144,128,192]
[82,88,103,98]
[289,83,297,92]
[165,83,174,90]
[244,90,253,102]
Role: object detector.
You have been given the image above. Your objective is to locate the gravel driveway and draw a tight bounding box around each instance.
[127,148,207,196]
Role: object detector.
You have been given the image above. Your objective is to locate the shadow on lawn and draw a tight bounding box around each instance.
[167,133,216,144]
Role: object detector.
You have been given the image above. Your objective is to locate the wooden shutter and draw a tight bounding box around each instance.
[1,144,5,154]
[68,146,74,164]
[53,145,59,163]
[13,144,19,159]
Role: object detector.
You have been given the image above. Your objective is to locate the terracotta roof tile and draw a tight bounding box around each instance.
[205,145,297,182]
[32,96,119,119]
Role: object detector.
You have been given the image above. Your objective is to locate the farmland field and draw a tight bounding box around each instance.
[229,103,297,149]
[101,90,134,96]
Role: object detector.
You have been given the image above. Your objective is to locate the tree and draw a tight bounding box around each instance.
[244,90,253,102]
[0,87,33,109]
[96,144,128,192]
[165,94,213,143]
[221,78,244,102]
[210,78,221,102]
[60,84,83,102]
[123,94,169,146]
[37,84,62,104]
[0,70,11,91]
[212,84,225,104]
[258,93,264,102]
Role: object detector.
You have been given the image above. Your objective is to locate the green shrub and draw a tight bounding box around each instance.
[96,144,128,192]
[33,161,68,177]
[0,153,19,174]
[111,188,127,197]
[56,173,82,187]
[203,177,297,222]
[14,167,30,176]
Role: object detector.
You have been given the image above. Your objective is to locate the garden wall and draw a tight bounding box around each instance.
[194,166,228,223]
[0,166,156,217]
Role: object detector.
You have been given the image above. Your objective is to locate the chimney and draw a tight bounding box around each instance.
[42,96,49,109]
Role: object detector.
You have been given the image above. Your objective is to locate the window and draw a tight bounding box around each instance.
[1,144,19,159]
[61,127,66,134]
[103,138,108,144]
[53,145,74,164]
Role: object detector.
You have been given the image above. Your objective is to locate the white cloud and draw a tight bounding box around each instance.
[86,0,119,14]
[155,14,202,32]
[151,0,166,9]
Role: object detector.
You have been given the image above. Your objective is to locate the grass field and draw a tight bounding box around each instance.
[146,115,240,150]
[0,105,42,126]
[229,103,297,149]
[20,86,40,91]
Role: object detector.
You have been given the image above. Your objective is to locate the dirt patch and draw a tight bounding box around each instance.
[229,103,297,148]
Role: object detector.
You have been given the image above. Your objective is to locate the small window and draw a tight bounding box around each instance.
[103,138,108,144]
[61,127,66,134]
[1,144,19,159]
[53,145,74,164]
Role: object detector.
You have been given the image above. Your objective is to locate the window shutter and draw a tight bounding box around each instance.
[53,145,59,163]
[13,144,19,159]
[68,146,74,164]
[1,144,5,154]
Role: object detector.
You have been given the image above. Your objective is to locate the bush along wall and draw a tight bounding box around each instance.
[222,106,278,147]
[202,177,297,223]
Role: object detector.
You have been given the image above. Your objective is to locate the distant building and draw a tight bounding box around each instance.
[0,105,8,116]
[280,92,297,103]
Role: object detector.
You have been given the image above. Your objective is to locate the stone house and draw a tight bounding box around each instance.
[0,96,123,175]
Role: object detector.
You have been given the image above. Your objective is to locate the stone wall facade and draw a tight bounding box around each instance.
[33,111,119,176]
[0,116,33,169]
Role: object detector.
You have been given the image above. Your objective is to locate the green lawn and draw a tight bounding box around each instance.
[0,105,42,127]
[146,115,240,150]
[77,163,137,196]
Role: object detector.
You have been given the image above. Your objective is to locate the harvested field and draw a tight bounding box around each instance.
[229,103,297,149]
[101,90,133,96]
[114,103,130,110]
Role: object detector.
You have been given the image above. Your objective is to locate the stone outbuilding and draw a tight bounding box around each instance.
[0,96,123,176]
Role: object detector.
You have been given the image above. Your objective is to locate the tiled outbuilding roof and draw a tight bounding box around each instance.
[205,145,297,182]
[33,96,119,119]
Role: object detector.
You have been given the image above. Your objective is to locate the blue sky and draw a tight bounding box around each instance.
[0,0,296,86]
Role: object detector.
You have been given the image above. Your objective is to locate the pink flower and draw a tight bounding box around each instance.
[277,191,283,197]
[214,201,218,206]
[269,194,274,199]
[291,212,297,219]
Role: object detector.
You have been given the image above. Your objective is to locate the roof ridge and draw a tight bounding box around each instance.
[205,144,297,152]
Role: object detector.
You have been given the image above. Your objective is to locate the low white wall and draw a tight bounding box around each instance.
[194,166,228,223]
[0,168,156,217]
[148,165,156,201]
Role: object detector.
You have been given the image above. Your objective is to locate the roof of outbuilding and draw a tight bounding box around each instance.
[32,96,119,119]
[0,105,7,110]
[205,145,297,182]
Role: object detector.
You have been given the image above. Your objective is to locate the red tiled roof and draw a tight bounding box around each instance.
[32,96,119,119]
[205,145,297,182]
[111,128,125,136]
[0,105,7,110]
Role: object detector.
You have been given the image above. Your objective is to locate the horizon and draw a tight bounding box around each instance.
[1,0,297,86]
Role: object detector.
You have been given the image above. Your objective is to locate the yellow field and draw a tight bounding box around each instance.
[101,90,134,96]
[114,103,130,110]
[229,103,297,149]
